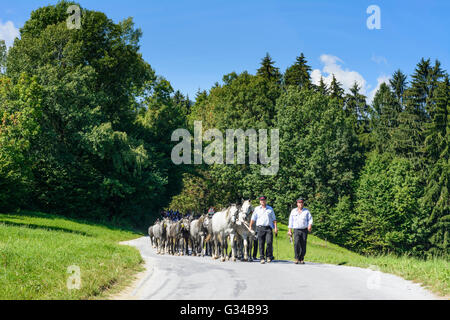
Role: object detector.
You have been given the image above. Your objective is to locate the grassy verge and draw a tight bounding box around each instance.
[0,211,144,300]
[275,223,449,297]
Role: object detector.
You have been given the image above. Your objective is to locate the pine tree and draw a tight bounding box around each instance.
[389,69,408,104]
[329,74,344,103]
[422,76,450,257]
[370,82,401,153]
[393,58,444,163]
[173,90,191,117]
[345,81,368,119]
[317,76,328,95]
[257,53,282,83]
[406,58,444,117]
[284,52,312,89]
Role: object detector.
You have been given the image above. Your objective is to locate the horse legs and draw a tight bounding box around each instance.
[230,233,237,262]
[191,238,196,256]
[200,235,205,257]
[242,236,248,261]
[216,238,221,260]
[185,237,190,256]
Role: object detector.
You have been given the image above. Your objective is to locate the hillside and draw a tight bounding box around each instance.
[0,211,144,300]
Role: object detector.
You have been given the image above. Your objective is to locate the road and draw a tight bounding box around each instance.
[113,236,438,300]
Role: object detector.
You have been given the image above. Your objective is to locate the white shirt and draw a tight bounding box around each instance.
[288,208,313,229]
[251,205,276,228]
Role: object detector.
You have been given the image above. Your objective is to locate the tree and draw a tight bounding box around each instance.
[389,69,408,104]
[421,76,450,257]
[370,82,401,153]
[391,59,444,164]
[0,74,43,210]
[353,153,424,255]
[316,76,328,95]
[0,40,6,75]
[274,88,361,232]
[329,74,344,105]
[256,53,282,83]
[284,53,312,90]
[3,2,184,225]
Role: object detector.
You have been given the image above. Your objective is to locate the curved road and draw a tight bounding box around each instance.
[114,236,438,300]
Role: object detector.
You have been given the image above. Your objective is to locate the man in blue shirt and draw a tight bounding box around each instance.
[288,198,313,264]
[249,196,278,264]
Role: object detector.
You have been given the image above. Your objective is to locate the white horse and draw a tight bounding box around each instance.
[234,200,255,261]
[152,218,168,254]
[190,215,208,257]
[211,204,239,262]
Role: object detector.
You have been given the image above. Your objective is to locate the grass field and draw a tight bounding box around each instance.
[275,223,449,297]
[0,211,144,300]
[0,211,448,299]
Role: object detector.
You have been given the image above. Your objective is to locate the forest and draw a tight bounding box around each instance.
[0,1,448,259]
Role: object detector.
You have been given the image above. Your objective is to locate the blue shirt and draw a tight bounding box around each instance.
[251,205,276,228]
[288,208,313,229]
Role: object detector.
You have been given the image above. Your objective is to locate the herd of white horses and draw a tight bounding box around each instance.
[148,200,257,262]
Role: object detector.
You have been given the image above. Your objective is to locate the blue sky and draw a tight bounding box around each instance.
[1,0,449,102]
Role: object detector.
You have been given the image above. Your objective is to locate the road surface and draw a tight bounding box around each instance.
[113,236,438,300]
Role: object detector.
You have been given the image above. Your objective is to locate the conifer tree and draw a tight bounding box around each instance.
[389,69,408,104]
[284,52,312,89]
[394,58,444,163]
[370,83,401,153]
[422,76,450,256]
[257,53,282,83]
[317,76,328,95]
[329,74,344,103]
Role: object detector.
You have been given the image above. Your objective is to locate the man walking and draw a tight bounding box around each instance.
[249,196,278,264]
[288,198,313,264]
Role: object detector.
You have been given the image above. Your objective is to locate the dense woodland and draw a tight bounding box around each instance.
[0,2,448,258]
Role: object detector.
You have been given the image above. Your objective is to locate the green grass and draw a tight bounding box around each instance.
[275,223,449,297]
[1,212,447,299]
[0,211,144,300]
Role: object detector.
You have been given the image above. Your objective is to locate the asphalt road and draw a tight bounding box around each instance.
[114,236,438,300]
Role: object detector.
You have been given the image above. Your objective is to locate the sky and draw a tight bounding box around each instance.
[1,0,449,103]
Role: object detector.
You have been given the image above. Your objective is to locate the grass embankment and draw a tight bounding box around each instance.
[275,223,449,297]
[0,211,144,300]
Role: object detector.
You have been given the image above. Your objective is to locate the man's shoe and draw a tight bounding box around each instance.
[267,258,272,263]
[300,260,305,264]
[295,260,299,264]
[260,259,265,264]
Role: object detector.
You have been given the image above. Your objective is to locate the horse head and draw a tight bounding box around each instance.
[181,218,190,232]
[229,204,240,224]
[236,199,252,222]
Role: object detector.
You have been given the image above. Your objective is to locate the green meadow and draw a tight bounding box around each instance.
[0,211,144,300]
[275,223,449,297]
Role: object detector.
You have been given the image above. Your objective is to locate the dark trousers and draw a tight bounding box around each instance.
[294,228,308,261]
[257,226,273,260]
[252,238,258,259]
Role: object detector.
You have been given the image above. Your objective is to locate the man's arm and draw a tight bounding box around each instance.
[288,211,293,236]
[308,211,313,233]
[249,210,257,231]
[271,209,278,234]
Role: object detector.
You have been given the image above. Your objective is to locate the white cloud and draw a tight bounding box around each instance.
[0,20,20,48]
[311,54,389,103]
[311,54,368,94]
[371,54,388,65]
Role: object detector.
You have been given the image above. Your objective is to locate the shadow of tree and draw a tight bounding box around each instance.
[0,220,92,237]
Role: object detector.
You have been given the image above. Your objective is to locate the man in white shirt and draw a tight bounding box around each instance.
[249,196,278,264]
[288,198,313,264]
